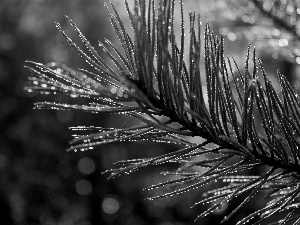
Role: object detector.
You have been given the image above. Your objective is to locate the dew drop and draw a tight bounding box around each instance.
[70,93,78,98]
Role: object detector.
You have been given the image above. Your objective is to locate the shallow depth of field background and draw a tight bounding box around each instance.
[0,0,298,224]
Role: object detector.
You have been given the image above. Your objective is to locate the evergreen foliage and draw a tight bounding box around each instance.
[26,0,300,224]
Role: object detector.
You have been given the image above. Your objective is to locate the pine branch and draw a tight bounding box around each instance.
[25,0,300,224]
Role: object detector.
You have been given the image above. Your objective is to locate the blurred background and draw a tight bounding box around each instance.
[0,0,298,224]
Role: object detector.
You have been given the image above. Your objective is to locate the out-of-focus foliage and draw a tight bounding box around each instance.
[211,0,300,83]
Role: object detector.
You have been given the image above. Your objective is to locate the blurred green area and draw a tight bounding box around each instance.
[0,0,296,225]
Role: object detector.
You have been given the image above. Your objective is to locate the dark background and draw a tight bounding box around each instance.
[0,0,296,224]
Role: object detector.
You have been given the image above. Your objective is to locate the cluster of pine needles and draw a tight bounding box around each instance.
[25,0,300,224]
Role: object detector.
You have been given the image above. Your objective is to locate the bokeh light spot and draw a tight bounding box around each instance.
[78,157,96,175]
[0,154,9,170]
[102,196,120,214]
[76,179,92,195]
[228,32,236,41]
[0,33,15,51]
[278,38,288,47]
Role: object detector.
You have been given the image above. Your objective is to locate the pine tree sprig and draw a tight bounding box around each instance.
[26,0,300,223]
